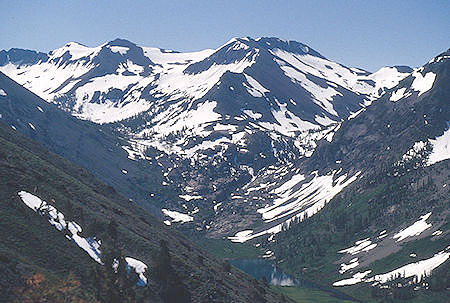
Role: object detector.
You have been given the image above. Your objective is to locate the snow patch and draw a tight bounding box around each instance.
[367,251,449,284]
[179,194,202,201]
[243,73,269,97]
[334,250,449,286]
[410,71,436,96]
[339,238,377,255]
[389,88,407,102]
[243,109,262,120]
[229,170,360,242]
[428,128,450,165]
[333,270,372,286]
[18,191,102,263]
[125,257,148,286]
[228,230,254,243]
[109,46,129,55]
[393,212,432,242]
[339,258,359,274]
[162,208,193,223]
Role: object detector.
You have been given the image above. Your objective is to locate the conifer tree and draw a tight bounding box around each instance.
[153,240,191,303]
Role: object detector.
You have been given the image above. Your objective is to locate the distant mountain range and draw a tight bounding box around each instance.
[0,37,412,235]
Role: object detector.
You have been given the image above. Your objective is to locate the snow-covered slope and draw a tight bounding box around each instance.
[0,37,409,128]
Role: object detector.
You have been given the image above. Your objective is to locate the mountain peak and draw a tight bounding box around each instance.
[223,36,325,59]
[392,65,413,73]
[0,48,49,66]
[106,38,137,48]
[63,41,88,48]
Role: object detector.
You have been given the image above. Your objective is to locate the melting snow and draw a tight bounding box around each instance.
[393,212,432,242]
[397,127,450,168]
[367,66,410,98]
[259,99,319,136]
[243,109,262,120]
[378,230,388,239]
[228,230,254,243]
[243,73,269,97]
[125,257,148,286]
[109,46,129,55]
[389,71,435,102]
[428,127,450,165]
[339,238,377,255]
[334,250,450,286]
[213,202,222,212]
[389,87,407,102]
[179,194,202,201]
[339,258,359,274]
[162,208,193,223]
[259,171,360,222]
[367,251,449,284]
[18,191,102,263]
[18,191,148,285]
[333,270,372,286]
[410,71,436,96]
[229,170,360,242]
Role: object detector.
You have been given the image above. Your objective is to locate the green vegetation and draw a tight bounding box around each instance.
[272,155,449,301]
[195,237,261,259]
[272,286,356,303]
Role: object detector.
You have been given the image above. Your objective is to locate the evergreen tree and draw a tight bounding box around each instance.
[153,240,191,303]
[93,220,147,303]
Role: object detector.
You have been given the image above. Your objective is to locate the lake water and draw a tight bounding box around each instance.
[230,258,357,301]
[229,258,308,287]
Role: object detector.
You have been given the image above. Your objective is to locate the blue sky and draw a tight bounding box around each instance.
[1,0,449,71]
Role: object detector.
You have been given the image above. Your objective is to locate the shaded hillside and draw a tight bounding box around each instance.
[0,121,292,303]
[0,71,178,216]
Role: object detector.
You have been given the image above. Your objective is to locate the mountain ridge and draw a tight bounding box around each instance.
[0,37,418,242]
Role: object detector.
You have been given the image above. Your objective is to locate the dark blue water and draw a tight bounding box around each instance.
[230,258,358,302]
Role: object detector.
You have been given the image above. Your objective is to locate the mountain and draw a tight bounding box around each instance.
[0,37,409,124]
[0,70,181,217]
[268,49,450,301]
[0,119,292,302]
[0,37,412,240]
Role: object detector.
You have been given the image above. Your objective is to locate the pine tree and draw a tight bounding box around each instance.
[153,240,191,303]
[92,220,145,303]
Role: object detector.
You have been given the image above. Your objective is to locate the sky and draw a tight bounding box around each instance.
[1,0,449,72]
